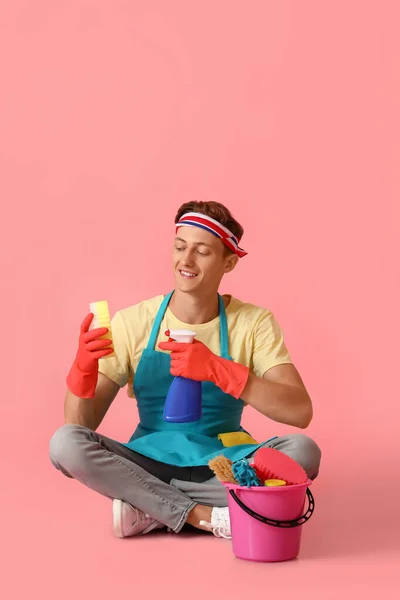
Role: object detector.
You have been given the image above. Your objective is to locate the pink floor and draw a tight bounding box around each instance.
[4,445,399,599]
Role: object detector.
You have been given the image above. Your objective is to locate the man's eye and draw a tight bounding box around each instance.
[176,247,185,251]
[197,251,208,256]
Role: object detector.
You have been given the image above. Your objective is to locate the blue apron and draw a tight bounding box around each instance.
[121,291,276,466]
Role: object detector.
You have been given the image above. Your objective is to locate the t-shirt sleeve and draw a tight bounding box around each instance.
[98,310,132,388]
[251,311,293,377]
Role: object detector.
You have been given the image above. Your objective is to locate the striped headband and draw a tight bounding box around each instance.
[176,212,247,257]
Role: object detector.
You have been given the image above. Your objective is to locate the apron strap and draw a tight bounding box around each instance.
[146,291,174,351]
[147,291,231,359]
[218,294,231,360]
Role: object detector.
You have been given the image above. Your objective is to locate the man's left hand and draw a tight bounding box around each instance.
[158,339,216,382]
[158,339,250,399]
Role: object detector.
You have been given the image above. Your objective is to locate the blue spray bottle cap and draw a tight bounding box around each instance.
[163,329,202,423]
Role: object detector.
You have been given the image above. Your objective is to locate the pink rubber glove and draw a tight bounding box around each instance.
[66,313,114,398]
[158,338,250,399]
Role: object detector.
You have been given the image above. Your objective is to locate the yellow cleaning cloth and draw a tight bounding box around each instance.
[218,432,258,447]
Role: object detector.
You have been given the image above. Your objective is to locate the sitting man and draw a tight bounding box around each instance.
[50,200,321,539]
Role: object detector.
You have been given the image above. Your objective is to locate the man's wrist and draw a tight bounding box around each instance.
[76,358,97,376]
[209,355,250,399]
[66,358,98,398]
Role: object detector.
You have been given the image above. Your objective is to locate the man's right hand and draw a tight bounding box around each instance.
[66,313,114,398]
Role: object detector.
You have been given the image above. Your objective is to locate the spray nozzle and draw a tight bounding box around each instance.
[167,329,197,344]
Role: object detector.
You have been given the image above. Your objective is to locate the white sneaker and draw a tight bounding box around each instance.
[113,499,165,538]
[199,506,231,539]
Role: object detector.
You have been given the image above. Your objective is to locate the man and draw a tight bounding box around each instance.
[50,201,321,539]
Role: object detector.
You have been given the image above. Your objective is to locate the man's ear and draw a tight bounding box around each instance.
[224,254,239,273]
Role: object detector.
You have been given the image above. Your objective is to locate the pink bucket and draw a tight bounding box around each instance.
[223,480,314,562]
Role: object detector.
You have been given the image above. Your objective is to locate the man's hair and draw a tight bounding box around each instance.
[174,201,244,254]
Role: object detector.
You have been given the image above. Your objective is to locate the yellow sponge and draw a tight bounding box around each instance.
[264,479,287,487]
[89,300,114,358]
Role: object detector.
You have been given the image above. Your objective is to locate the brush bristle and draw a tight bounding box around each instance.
[208,455,238,484]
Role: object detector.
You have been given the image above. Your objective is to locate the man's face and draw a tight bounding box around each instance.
[172,226,238,294]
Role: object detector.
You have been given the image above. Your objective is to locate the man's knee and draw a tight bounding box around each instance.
[292,434,321,478]
[273,434,322,479]
[49,423,90,475]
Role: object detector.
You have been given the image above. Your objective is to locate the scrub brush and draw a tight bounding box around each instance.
[89,300,114,357]
[253,447,307,485]
[208,455,238,485]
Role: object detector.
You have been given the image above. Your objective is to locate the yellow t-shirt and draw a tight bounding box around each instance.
[98,294,292,398]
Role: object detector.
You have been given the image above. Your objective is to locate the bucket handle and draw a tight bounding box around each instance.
[228,487,315,528]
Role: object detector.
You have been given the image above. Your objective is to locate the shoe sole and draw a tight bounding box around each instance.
[112,499,124,538]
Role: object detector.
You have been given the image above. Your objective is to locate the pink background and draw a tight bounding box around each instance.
[1,1,399,597]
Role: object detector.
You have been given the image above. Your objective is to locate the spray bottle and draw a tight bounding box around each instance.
[163,329,202,423]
